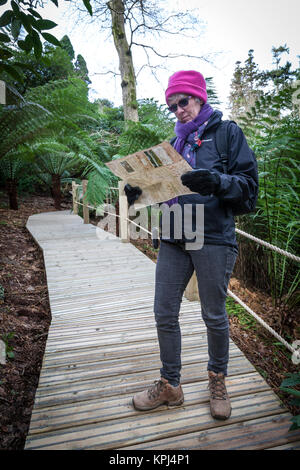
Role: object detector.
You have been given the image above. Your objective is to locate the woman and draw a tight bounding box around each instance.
[125,70,258,420]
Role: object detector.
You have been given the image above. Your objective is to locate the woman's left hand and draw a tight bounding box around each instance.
[124,184,142,206]
[181,169,221,196]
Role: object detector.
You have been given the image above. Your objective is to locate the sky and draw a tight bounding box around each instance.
[1,0,299,117]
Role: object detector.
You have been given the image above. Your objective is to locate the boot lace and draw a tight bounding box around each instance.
[147,380,165,400]
[209,375,227,400]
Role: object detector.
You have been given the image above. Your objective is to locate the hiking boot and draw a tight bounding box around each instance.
[132,378,184,411]
[208,370,231,420]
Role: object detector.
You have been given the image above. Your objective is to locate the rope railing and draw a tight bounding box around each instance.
[227,289,298,356]
[236,228,300,263]
[71,180,300,362]
[75,200,152,236]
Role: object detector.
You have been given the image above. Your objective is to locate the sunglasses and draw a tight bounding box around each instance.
[168,96,192,113]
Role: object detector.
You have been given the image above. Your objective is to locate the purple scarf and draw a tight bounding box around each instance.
[173,103,214,155]
[166,103,214,206]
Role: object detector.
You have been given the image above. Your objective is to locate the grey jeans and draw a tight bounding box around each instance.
[154,241,238,386]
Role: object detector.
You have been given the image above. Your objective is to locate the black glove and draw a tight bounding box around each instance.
[181,169,221,196]
[124,183,142,206]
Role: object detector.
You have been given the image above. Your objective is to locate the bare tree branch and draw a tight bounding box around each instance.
[131,41,213,64]
[91,70,121,76]
[136,46,168,83]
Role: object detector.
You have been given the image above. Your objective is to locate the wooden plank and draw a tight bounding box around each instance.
[268,441,300,450]
[48,270,153,296]
[45,266,154,283]
[44,253,152,266]
[45,250,152,262]
[45,314,195,335]
[47,278,156,297]
[50,277,155,300]
[47,290,157,310]
[32,355,256,409]
[47,296,155,318]
[45,254,153,269]
[44,249,150,264]
[41,239,136,252]
[45,319,206,344]
[41,332,209,368]
[25,391,286,450]
[27,373,270,435]
[121,413,300,451]
[43,323,207,353]
[47,298,156,318]
[46,306,200,330]
[47,300,197,321]
[37,346,244,388]
[46,315,196,336]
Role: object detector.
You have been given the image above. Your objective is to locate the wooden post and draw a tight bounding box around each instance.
[118,180,129,242]
[82,179,89,224]
[72,181,78,215]
[184,271,199,301]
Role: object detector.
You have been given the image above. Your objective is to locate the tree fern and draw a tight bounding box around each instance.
[0,78,115,208]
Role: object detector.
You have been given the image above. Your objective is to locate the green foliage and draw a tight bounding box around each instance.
[280,372,300,430]
[0,77,114,208]
[117,98,175,156]
[60,34,75,60]
[226,296,257,330]
[0,78,94,159]
[206,77,221,106]
[239,103,300,305]
[117,121,169,156]
[229,46,300,306]
[96,104,125,150]
[0,0,93,82]
[31,139,81,175]
[17,171,46,194]
[10,46,75,94]
[229,47,297,122]
[0,143,33,183]
[0,32,90,99]
[74,53,91,84]
[83,164,116,207]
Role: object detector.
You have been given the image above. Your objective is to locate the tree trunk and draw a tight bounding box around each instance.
[52,174,61,210]
[107,0,139,122]
[6,179,18,210]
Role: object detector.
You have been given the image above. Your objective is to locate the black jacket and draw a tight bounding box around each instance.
[160,110,258,248]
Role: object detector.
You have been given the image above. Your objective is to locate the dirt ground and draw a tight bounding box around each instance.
[0,193,299,450]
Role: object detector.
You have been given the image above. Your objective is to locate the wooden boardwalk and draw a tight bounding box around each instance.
[24,211,300,450]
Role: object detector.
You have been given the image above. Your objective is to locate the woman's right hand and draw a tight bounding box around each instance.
[124,184,142,206]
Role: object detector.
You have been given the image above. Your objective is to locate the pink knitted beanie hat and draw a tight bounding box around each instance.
[165,70,207,104]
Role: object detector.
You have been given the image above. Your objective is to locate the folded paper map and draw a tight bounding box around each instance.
[106,141,195,207]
